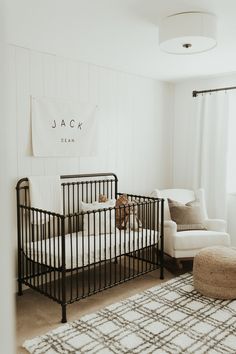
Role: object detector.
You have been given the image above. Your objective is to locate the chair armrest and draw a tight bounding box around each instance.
[204,219,227,232]
[164,220,177,236]
[163,220,177,257]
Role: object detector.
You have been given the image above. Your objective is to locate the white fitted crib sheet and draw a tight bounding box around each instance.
[25,228,159,269]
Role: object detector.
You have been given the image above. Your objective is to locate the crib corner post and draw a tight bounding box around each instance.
[61,304,67,323]
[17,248,23,296]
[160,198,164,280]
[18,283,23,296]
[16,184,23,296]
[61,215,67,323]
[18,279,23,296]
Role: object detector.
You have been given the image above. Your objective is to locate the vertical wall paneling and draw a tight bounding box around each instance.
[6,45,18,238]
[79,64,100,173]
[67,59,81,173]
[15,47,32,177]
[7,44,174,280]
[54,56,76,174]
[10,44,174,189]
[42,53,59,174]
[30,50,46,175]
[11,46,173,190]
[0,43,16,354]
[78,61,89,103]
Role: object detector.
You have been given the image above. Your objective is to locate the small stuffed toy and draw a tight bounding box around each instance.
[116,195,142,231]
[123,201,142,231]
[115,194,129,229]
[99,194,108,203]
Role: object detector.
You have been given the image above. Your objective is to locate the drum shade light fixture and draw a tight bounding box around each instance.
[159,12,217,54]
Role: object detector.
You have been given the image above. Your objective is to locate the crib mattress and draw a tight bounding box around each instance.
[25,228,159,269]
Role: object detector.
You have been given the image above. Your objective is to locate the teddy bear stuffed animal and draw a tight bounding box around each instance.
[116,194,142,231]
[98,194,108,203]
[123,202,142,231]
[115,194,129,229]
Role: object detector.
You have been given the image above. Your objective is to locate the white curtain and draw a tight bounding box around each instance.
[226,92,236,193]
[192,92,229,219]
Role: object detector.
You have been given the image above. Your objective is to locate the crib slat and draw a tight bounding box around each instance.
[93,211,96,293]
[82,214,85,298]
[99,210,102,290]
[104,210,107,289]
[76,215,79,299]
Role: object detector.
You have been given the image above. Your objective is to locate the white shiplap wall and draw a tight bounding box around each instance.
[8,44,173,196]
[3,39,174,354]
[1,43,174,313]
[5,44,174,268]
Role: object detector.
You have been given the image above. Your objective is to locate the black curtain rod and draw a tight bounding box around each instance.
[192,85,236,97]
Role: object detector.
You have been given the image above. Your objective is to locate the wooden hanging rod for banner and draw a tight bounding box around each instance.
[192,85,236,97]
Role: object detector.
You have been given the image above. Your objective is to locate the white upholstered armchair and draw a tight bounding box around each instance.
[151,189,230,263]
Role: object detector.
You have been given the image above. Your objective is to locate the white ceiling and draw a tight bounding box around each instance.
[5,0,236,82]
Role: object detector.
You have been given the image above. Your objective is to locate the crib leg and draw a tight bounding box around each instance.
[160,266,164,280]
[61,304,67,323]
[18,280,23,296]
[160,251,164,280]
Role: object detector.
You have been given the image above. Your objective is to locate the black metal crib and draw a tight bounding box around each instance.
[16,173,164,323]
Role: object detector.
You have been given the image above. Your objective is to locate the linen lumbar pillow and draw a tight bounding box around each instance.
[167,198,206,231]
[81,199,116,235]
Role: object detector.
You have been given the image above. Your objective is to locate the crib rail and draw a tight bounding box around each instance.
[63,198,161,306]
[16,173,118,214]
[16,173,164,323]
[17,205,63,303]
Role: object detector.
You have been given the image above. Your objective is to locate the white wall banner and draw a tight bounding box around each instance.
[31,96,98,157]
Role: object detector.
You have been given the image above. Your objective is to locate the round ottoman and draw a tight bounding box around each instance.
[193,246,236,299]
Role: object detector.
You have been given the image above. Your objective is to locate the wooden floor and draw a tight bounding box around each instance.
[16,267,174,354]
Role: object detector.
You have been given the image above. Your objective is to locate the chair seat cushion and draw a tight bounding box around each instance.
[174,230,230,250]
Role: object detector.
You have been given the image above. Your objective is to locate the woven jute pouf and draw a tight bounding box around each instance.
[193,246,236,299]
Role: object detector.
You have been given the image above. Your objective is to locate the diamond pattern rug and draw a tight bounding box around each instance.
[23,273,236,354]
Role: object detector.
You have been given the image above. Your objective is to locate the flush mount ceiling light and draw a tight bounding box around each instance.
[159,12,217,54]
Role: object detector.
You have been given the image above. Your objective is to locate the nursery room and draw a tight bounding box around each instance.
[1,0,236,353]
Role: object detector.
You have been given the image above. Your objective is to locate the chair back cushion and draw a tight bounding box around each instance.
[150,188,208,221]
[167,198,206,231]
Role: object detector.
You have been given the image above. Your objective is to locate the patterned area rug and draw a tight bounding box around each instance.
[23,274,236,354]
